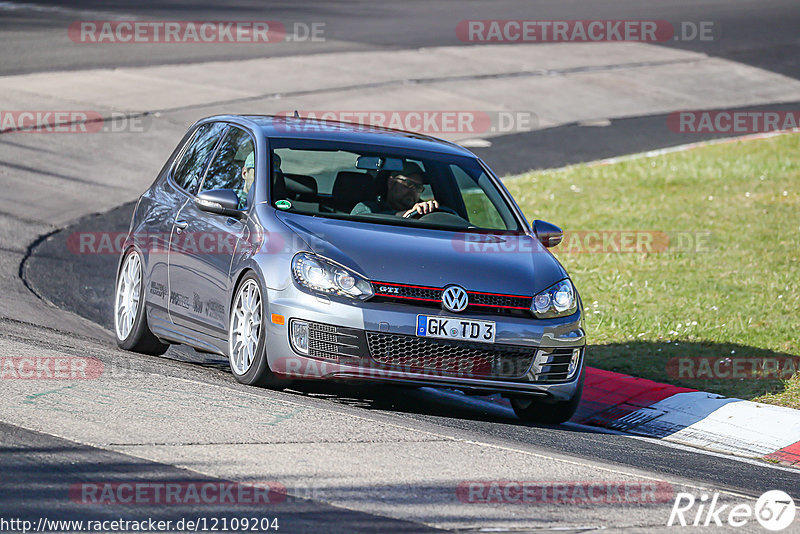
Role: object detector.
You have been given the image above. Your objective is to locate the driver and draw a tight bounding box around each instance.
[241,151,282,198]
[351,162,439,217]
[241,151,256,196]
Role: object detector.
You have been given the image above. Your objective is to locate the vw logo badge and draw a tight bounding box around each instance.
[441,285,469,313]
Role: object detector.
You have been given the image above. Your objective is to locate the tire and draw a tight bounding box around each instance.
[510,374,584,424]
[228,272,288,388]
[114,249,169,355]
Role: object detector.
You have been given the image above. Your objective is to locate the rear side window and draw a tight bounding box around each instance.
[172,122,226,194]
[201,126,255,209]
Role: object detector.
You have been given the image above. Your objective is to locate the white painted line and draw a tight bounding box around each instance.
[459,138,492,148]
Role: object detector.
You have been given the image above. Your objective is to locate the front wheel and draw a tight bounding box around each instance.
[114,249,169,355]
[228,273,288,388]
[510,375,583,424]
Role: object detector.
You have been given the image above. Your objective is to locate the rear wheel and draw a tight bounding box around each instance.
[114,249,169,355]
[228,273,287,388]
[510,375,583,424]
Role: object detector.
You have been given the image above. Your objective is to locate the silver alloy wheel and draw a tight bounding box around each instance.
[115,251,142,340]
[229,279,262,375]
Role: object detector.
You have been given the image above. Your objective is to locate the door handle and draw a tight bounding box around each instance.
[174,219,189,233]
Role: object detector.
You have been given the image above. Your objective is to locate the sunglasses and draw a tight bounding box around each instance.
[392,175,425,193]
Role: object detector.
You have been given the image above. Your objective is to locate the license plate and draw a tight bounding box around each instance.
[416,315,496,343]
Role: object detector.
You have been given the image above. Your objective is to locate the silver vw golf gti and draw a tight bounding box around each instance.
[114,115,585,423]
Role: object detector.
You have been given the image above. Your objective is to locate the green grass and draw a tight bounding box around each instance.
[506,133,800,407]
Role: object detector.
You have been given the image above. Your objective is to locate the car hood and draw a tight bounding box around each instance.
[276,212,567,296]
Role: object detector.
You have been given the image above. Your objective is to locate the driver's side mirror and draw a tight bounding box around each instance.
[532,220,563,248]
[195,189,244,219]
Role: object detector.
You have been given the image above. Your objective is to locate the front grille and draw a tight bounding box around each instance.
[373,282,440,302]
[297,321,582,384]
[371,281,532,316]
[366,332,535,379]
[530,347,581,382]
[306,321,368,364]
[469,292,530,309]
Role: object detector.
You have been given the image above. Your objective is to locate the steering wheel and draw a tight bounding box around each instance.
[403,205,460,219]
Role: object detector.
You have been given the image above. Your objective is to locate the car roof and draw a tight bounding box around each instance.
[198,114,478,158]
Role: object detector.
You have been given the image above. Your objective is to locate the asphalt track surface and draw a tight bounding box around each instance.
[0,421,437,533]
[1,0,799,79]
[3,1,800,532]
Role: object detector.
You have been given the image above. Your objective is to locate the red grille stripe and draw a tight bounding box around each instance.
[373,293,441,303]
[470,302,531,310]
[467,290,529,298]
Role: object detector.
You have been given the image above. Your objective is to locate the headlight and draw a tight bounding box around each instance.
[291,252,374,300]
[531,279,578,318]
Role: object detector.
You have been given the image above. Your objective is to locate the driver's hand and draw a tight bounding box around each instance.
[403,199,439,218]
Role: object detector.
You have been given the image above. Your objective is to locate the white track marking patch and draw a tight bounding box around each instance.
[617,392,800,457]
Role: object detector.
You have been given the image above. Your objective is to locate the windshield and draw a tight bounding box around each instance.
[268,139,522,233]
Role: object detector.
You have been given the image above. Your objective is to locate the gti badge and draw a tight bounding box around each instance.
[379,285,400,294]
[441,285,468,313]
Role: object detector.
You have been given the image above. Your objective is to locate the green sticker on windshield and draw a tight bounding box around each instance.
[275,200,292,210]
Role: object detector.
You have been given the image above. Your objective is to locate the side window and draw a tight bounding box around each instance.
[172,122,226,194]
[201,126,255,210]
[451,164,507,230]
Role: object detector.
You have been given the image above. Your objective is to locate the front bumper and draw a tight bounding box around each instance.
[265,287,585,401]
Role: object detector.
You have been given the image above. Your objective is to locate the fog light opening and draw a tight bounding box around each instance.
[567,348,581,379]
[290,320,309,355]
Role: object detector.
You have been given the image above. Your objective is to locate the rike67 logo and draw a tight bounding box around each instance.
[668,490,796,531]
